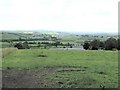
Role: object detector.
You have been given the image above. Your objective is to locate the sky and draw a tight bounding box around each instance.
[0,0,119,33]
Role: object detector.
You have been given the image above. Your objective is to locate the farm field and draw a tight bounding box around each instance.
[1,31,118,49]
[2,48,118,88]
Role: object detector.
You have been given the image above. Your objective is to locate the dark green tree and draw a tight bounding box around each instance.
[105,38,117,50]
[14,41,30,49]
[99,41,105,49]
[90,39,100,50]
[23,41,30,49]
[19,37,22,41]
[83,42,90,50]
[14,42,24,49]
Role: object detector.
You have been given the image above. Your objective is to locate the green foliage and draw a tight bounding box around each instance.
[14,41,30,49]
[90,39,100,50]
[83,37,118,50]
[105,38,117,50]
[83,42,90,50]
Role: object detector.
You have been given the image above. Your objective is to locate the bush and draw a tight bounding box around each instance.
[28,42,36,44]
[83,42,90,50]
[90,39,100,50]
[105,38,117,50]
[83,37,118,51]
[70,45,72,48]
[23,41,30,49]
[14,41,30,49]
[99,41,105,49]
[14,43,25,49]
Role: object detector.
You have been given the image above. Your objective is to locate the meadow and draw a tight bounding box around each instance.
[2,48,118,88]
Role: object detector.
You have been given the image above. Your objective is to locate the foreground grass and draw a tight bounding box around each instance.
[2,48,118,88]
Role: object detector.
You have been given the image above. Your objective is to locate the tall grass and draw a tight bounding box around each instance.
[2,47,17,58]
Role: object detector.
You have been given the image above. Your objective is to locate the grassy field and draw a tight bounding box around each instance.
[2,48,118,88]
[2,33,20,40]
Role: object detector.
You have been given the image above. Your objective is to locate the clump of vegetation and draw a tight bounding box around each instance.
[2,47,17,58]
[37,54,47,57]
[104,38,117,50]
[83,37,119,50]
[83,42,90,50]
[14,41,30,49]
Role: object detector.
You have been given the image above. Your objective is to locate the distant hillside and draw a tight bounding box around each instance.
[1,31,118,41]
[2,32,27,40]
[2,32,20,40]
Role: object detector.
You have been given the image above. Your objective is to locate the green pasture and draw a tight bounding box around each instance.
[2,48,118,88]
[0,42,10,45]
[2,33,20,40]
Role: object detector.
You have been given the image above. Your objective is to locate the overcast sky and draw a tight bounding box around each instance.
[0,0,119,32]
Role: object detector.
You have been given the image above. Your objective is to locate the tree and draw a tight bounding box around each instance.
[70,45,72,48]
[38,42,41,48]
[19,37,22,41]
[55,41,60,45]
[23,41,30,49]
[99,41,105,50]
[54,43,58,47]
[105,38,117,50]
[14,42,24,49]
[44,45,47,49]
[14,41,30,49]
[51,37,57,41]
[38,42,41,44]
[83,42,90,50]
[67,42,70,46]
[90,39,100,50]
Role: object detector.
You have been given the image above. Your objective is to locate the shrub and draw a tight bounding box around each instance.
[83,42,90,50]
[105,38,117,50]
[14,43,25,49]
[14,41,30,49]
[90,39,100,50]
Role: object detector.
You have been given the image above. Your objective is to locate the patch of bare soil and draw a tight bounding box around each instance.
[2,68,58,88]
[2,66,88,88]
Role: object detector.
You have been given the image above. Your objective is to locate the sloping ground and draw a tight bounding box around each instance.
[2,48,17,58]
[2,33,28,40]
[2,66,87,88]
[2,68,59,88]
[2,64,118,88]
[2,33,20,40]
[2,49,118,88]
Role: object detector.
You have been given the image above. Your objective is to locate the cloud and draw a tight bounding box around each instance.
[0,0,118,32]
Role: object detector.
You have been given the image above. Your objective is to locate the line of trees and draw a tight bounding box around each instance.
[14,41,30,49]
[83,37,120,50]
[14,41,73,49]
